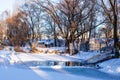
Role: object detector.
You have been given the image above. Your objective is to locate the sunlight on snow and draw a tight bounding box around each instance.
[116,67,120,73]
[31,68,49,80]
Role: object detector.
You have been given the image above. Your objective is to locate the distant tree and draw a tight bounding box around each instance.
[0,10,10,45]
[99,25,112,47]
[21,1,42,42]
[0,21,4,42]
[100,0,120,58]
[6,10,30,46]
[42,14,57,46]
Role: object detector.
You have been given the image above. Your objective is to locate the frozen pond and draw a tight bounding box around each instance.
[9,61,120,80]
[12,61,83,69]
[23,61,81,66]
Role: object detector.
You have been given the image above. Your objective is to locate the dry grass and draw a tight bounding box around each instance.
[31,48,59,54]
[31,48,39,53]
[31,47,44,53]
[38,45,46,48]
[49,50,59,54]
[0,46,4,50]
[14,47,26,53]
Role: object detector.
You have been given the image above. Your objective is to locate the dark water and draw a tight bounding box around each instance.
[12,61,100,70]
[16,61,82,67]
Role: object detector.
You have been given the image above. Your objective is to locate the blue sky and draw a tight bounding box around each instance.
[0,0,24,14]
[0,0,16,13]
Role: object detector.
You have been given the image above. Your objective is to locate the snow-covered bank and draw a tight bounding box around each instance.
[15,53,81,62]
[71,51,100,60]
[99,59,120,75]
[0,46,120,80]
[72,51,120,75]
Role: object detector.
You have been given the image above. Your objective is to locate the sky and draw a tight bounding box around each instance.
[0,0,24,14]
[0,0,15,14]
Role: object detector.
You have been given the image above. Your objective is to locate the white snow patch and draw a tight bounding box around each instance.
[71,51,100,60]
[99,59,120,74]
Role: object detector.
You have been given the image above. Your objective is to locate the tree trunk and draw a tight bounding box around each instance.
[65,39,70,53]
[53,23,57,47]
[69,40,78,55]
[87,27,92,52]
[114,14,119,58]
[105,33,109,47]
[69,42,73,55]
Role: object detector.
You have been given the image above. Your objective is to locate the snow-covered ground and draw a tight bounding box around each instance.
[73,52,120,76]
[71,51,100,60]
[0,46,120,80]
[99,59,120,75]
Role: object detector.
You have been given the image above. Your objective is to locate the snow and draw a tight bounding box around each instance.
[0,46,120,80]
[36,47,66,53]
[99,59,120,75]
[71,51,100,60]
[10,53,82,62]
[85,51,113,63]
[0,66,108,80]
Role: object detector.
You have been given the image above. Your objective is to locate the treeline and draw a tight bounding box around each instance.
[0,0,120,57]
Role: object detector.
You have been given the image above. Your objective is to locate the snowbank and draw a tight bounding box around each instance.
[71,51,100,60]
[99,59,120,75]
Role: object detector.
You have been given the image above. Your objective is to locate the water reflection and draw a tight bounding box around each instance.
[19,61,82,67]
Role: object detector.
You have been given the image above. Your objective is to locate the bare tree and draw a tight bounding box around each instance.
[21,0,42,42]
[0,10,10,45]
[6,10,30,46]
[33,0,105,54]
[99,25,113,47]
[100,0,120,58]
[42,14,58,46]
[35,0,89,54]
